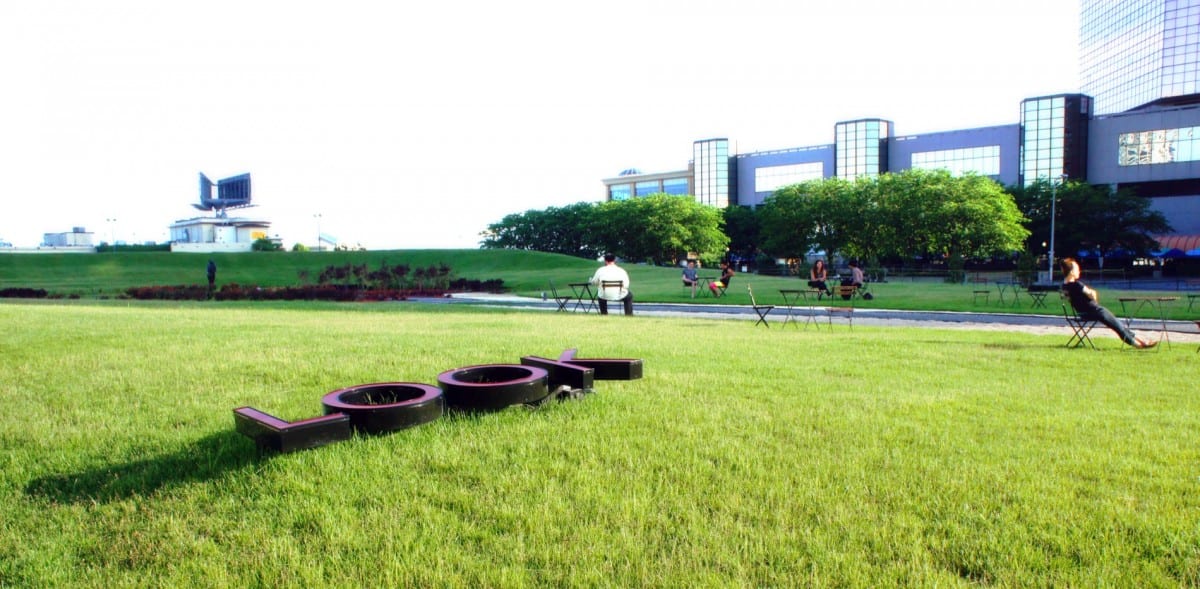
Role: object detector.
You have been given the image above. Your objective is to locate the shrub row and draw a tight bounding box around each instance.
[0,288,48,298]
[122,281,503,302]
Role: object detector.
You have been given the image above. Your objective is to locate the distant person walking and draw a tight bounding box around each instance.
[206,259,217,296]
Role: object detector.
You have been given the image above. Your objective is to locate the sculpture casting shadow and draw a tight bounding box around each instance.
[25,430,258,505]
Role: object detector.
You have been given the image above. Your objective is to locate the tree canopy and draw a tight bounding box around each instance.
[1008,179,1172,259]
[757,170,1028,262]
[480,194,728,264]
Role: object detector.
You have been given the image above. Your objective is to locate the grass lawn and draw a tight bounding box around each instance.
[2,300,1198,586]
[1,249,1197,320]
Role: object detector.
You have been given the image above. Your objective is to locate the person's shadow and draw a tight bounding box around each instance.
[25,430,259,505]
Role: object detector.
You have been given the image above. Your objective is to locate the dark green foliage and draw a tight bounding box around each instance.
[1008,179,1171,259]
[482,195,728,264]
[0,287,48,298]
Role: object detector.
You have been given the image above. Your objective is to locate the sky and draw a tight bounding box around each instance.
[0,0,1080,249]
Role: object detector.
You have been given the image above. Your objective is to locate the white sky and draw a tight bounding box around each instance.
[0,0,1080,249]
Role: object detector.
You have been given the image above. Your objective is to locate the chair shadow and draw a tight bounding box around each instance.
[25,430,259,505]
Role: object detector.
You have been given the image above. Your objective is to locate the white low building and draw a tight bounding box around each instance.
[169,216,271,253]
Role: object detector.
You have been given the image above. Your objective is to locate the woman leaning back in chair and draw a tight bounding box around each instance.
[1061,257,1157,349]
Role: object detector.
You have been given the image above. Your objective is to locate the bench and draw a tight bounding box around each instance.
[233,407,352,453]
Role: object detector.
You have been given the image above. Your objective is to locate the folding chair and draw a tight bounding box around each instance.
[713,275,732,298]
[598,280,631,315]
[826,285,856,330]
[1061,295,1097,350]
[548,281,572,312]
[747,285,774,328]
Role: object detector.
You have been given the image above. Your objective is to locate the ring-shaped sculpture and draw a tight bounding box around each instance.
[321,382,444,434]
[437,364,550,411]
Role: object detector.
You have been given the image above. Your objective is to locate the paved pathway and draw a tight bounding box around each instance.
[435,293,1200,344]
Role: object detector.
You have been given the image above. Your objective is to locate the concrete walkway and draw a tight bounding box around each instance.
[435,293,1200,344]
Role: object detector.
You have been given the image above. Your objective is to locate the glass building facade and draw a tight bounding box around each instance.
[600,1,1199,233]
[1081,0,1200,114]
[693,138,731,207]
[1020,94,1091,184]
[910,145,1001,177]
[835,119,890,178]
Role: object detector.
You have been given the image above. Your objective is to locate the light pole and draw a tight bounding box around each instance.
[1047,173,1067,283]
[105,218,117,252]
[313,213,322,251]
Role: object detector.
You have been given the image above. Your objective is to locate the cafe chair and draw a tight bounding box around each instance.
[547,280,572,312]
[747,285,774,328]
[1061,295,1097,350]
[713,275,732,298]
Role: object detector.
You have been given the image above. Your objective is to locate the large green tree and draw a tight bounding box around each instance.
[758,170,1027,263]
[722,205,761,262]
[1009,179,1172,261]
[480,202,602,259]
[594,194,728,264]
[481,194,727,264]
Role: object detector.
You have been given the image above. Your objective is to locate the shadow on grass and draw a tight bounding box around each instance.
[24,430,258,504]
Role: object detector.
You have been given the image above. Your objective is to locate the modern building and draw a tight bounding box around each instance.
[42,227,95,248]
[170,172,273,253]
[603,0,1200,240]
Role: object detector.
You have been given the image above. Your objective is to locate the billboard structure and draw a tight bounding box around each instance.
[195,173,253,217]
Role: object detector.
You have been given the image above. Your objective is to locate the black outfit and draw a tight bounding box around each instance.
[598,293,634,316]
[1062,280,1138,346]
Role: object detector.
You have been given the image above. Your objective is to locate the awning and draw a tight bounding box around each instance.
[1153,234,1200,253]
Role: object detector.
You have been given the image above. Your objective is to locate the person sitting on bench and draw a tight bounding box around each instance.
[1061,257,1157,349]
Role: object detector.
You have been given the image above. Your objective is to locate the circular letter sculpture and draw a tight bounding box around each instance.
[437,364,549,411]
[321,382,444,434]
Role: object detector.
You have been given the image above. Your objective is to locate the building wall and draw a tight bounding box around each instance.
[1088,104,1200,183]
[889,125,1021,186]
[734,145,833,207]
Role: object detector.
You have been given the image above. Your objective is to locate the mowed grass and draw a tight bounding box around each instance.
[2,249,1196,319]
[2,300,1198,587]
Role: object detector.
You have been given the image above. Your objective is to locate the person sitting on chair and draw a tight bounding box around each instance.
[837,260,865,299]
[589,252,633,315]
[807,259,829,298]
[681,260,699,298]
[709,261,735,296]
[1061,257,1156,349]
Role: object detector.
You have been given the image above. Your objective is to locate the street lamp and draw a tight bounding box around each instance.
[105,218,117,252]
[313,213,322,251]
[1047,173,1067,283]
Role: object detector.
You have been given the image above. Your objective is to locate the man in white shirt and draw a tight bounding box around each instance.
[589,253,633,315]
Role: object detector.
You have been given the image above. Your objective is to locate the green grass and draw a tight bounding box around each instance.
[1,249,1196,320]
[3,300,1199,586]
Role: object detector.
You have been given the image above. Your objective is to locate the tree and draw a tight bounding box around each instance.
[757,170,1026,264]
[1009,180,1171,261]
[479,202,603,259]
[595,194,728,264]
[722,205,760,262]
[252,237,282,251]
[481,194,727,264]
[756,180,852,258]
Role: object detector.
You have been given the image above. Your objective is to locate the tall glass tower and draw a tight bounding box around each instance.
[1080,0,1200,114]
[834,119,891,179]
[693,138,731,207]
